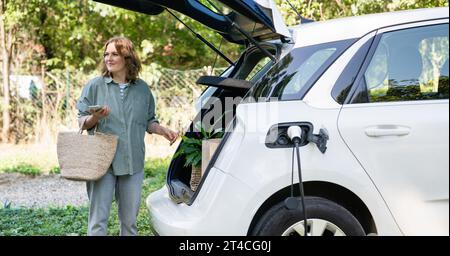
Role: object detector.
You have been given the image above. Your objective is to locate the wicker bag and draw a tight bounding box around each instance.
[190,166,202,192]
[57,128,118,181]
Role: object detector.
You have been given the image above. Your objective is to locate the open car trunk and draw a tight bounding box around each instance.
[167,86,246,203]
[167,43,279,204]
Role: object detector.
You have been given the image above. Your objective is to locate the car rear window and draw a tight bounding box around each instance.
[246,38,356,101]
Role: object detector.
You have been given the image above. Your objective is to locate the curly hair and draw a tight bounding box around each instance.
[100,37,142,83]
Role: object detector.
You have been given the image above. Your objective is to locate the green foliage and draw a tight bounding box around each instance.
[174,135,203,168]
[3,0,446,75]
[276,0,448,25]
[2,0,241,73]
[0,206,89,236]
[0,163,41,176]
[8,97,40,143]
[143,157,171,180]
[0,157,169,236]
[49,166,60,175]
[0,162,63,176]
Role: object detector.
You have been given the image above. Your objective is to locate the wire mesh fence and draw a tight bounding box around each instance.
[1,65,227,144]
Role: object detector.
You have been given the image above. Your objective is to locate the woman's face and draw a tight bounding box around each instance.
[104,43,126,75]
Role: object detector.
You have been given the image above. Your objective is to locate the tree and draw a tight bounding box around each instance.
[276,0,448,25]
[0,0,45,142]
[27,1,240,72]
[1,0,50,144]
[1,0,15,143]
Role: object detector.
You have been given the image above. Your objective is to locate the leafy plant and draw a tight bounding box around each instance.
[49,166,61,175]
[174,120,225,168]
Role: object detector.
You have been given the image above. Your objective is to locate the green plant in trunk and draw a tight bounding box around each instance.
[174,121,224,168]
[175,111,229,191]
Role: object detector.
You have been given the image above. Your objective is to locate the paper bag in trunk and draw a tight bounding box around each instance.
[201,138,222,175]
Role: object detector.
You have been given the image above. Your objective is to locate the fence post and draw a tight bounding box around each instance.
[41,60,47,122]
[66,69,71,125]
[39,60,48,143]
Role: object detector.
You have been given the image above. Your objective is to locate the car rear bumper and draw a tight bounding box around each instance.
[146,167,261,235]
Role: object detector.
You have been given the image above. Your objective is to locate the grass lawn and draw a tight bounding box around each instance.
[0,157,170,236]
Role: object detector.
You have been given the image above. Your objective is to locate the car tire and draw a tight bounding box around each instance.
[251,196,366,236]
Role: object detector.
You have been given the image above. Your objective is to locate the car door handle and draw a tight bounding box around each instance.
[364,125,411,137]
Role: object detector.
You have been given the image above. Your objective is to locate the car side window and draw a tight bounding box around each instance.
[247,57,272,81]
[359,23,449,103]
[247,39,355,101]
[280,48,337,96]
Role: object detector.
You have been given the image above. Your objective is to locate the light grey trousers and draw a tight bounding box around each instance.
[86,169,144,236]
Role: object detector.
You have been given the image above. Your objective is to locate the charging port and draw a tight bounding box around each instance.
[265,122,312,149]
[266,122,329,153]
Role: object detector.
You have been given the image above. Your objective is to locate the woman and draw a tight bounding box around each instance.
[76,37,178,236]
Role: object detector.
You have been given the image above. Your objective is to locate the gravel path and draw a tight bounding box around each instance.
[0,173,88,208]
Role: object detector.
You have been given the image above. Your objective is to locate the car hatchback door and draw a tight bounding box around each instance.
[338,20,449,235]
[93,0,290,44]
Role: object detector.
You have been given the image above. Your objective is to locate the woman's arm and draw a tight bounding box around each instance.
[147,122,178,145]
[78,107,110,130]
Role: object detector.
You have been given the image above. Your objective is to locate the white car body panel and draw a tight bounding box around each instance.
[338,100,449,235]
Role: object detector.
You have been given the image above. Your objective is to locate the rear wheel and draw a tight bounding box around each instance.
[252,196,365,236]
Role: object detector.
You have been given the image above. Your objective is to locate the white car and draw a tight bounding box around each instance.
[98,0,449,236]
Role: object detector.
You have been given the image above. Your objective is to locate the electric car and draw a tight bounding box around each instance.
[97,0,449,236]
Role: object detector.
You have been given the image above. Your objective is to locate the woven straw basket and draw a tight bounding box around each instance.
[57,131,118,181]
[190,166,202,192]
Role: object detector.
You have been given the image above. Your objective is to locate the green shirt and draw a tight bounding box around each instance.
[76,76,159,176]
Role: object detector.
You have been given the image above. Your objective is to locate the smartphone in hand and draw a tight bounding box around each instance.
[88,105,104,112]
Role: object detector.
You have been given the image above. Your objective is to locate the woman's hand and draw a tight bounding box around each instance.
[162,127,179,146]
[89,106,110,119]
[147,123,179,145]
[80,106,110,130]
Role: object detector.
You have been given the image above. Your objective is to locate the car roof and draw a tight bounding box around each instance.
[290,7,449,48]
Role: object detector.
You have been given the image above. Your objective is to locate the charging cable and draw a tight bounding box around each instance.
[285,125,308,236]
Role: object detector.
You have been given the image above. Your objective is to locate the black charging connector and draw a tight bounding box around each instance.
[284,125,308,236]
[265,122,330,236]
